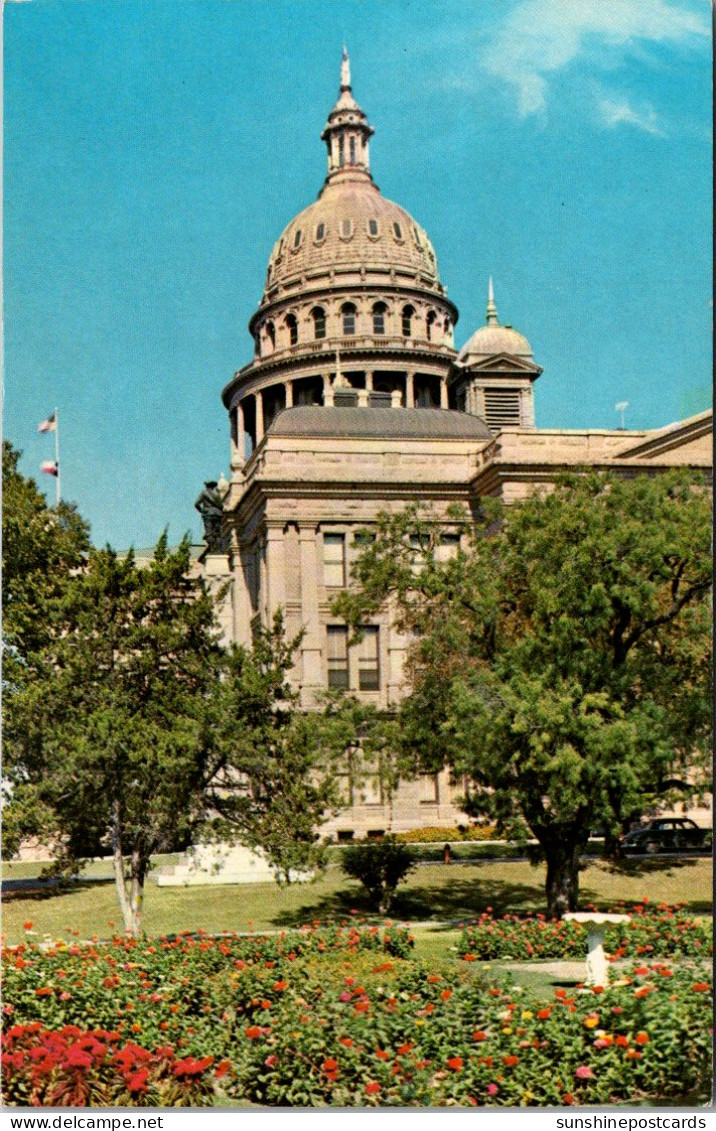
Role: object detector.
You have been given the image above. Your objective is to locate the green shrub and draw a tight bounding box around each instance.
[341,836,416,913]
[394,825,499,843]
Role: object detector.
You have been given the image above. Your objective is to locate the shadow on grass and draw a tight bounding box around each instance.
[271,863,711,928]
[2,878,115,902]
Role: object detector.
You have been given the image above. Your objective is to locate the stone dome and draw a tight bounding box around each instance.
[457,279,534,363]
[265,180,441,292]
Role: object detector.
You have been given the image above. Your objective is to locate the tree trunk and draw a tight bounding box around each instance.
[129,848,146,938]
[544,840,582,919]
[111,799,133,935]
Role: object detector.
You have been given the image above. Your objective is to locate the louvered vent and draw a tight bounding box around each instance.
[484,388,521,430]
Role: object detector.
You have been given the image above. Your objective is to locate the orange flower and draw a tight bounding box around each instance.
[23,922,33,931]
[354,1001,370,1013]
[503,1055,519,1067]
[322,1058,338,1073]
[397,1043,413,1055]
[339,1037,353,1048]
[635,1032,649,1046]
[473,1031,488,1042]
[245,1026,261,1039]
[463,953,477,962]
[692,983,711,992]
[427,975,441,984]
[35,988,53,997]
[626,1051,642,1060]
[366,1082,381,1096]
[273,980,288,992]
[615,1036,629,1048]
[375,1049,391,1061]
[537,1008,551,1020]
[440,989,452,1001]
[563,1094,575,1105]
[634,986,654,999]
[447,1057,463,1072]
[260,999,272,1010]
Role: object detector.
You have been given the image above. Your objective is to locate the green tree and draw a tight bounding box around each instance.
[4,528,345,934]
[341,836,416,913]
[335,472,712,917]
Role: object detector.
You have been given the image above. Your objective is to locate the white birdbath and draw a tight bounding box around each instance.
[563,912,631,987]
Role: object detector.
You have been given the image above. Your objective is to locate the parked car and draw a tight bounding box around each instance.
[620,818,712,855]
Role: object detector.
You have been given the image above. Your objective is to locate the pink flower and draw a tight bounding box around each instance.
[487,1083,499,1096]
[575,1066,595,1080]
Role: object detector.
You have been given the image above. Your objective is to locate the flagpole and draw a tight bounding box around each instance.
[54,407,61,506]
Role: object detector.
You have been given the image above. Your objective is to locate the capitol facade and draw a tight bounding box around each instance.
[197,53,712,838]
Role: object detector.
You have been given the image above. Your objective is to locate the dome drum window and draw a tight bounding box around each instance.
[314,222,326,243]
[402,304,415,338]
[285,313,298,347]
[367,218,380,238]
[341,303,357,336]
[292,229,303,250]
[311,307,327,341]
[392,222,404,241]
[372,302,388,336]
[339,218,353,240]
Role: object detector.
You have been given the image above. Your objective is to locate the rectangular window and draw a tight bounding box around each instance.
[483,388,522,430]
[323,532,346,587]
[357,626,380,691]
[327,626,349,690]
[419,774,439,804]
[435,533,461,562]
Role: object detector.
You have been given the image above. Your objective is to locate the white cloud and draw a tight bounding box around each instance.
[597,97,666,135]
[481,0,708,116]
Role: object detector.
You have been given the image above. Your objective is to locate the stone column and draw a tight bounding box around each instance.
[285,380,294,408]
[237,401,246,462]
[405,371,415,408]
[323,373,334,406]
[440,378,449,409]
[298,526,323,703]
[365,370,374,391]
[265,524,286,619]
[255,390,265,443]
[232,541,253,648]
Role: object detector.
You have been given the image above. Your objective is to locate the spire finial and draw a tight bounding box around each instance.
[340,46,351,90]
[486,277,499,325]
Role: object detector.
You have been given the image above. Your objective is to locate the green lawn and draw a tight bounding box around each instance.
[2,856,711,946]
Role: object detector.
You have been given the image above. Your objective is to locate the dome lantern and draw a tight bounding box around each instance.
[320,48,375,185]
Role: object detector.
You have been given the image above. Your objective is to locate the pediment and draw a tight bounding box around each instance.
[455,353,542,376]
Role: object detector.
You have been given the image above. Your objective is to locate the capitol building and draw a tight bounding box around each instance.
[197,52,712,839]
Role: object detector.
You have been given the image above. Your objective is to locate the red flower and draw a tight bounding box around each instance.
[365,1082,381,1096]
[503,1055,519,1067]
[397,1043,413,1055]
[339,1037,353,1048]
[447,1057,463,1072]
[626,1051,643,1060]
[322,1058,338,1072]
[215,1060,231,1078]
[264,1055,278,1068]
[440,989,452,1001]
[35,988,53,997]
[23,922,33,931]
[563,1093,575,1105]
[127,1068,149,1093]
[635,1032,649,1046]
[537,1008,551,1020]
[692,983,711,992]
[615,1036,629,1048]
[375,1049,391,1061]
[245,1026,261,1039]
[273,980,288,991]
[473,1031,487,1042]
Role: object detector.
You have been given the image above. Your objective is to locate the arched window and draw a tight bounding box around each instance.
[339,136,345,167]
[426,310,437,342]
[315,221,325,242]
[311,307,326,340]
[340,218,353,239]
[402,305,415,338]
[341,303,357,336]
[293,229,302,249]
[372,302,387,336]
[393,222,403,241]
[368,218,379,237]
[349,136,356,164]
[285,313,298,346]
[266,321,276,351]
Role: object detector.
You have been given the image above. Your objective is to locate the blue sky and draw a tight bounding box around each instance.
[4,0,712,548]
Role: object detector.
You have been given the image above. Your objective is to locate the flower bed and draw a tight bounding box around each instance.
[457,905,713,962]
[2,920,712,1107]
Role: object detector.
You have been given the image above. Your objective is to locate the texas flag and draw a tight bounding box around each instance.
[38,413,57,433]
[40,461,58,477]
